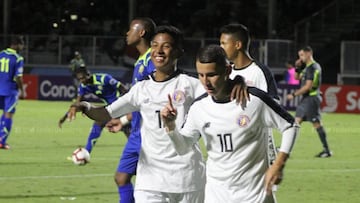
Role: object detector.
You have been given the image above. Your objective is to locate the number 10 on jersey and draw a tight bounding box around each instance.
[217,133,233,152]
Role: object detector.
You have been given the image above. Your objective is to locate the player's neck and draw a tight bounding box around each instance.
[233,53,253,69]
[136,41,150,56]
[212,84,231,101]
[154,66,176,81]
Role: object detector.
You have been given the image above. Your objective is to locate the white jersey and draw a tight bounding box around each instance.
[230,61,278,100]
[106,70,206,193]
[170,87,297,202]
[230,61,280,167]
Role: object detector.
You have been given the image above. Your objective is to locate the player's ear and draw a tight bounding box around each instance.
[235,41,242,51]
[139,29,146,38]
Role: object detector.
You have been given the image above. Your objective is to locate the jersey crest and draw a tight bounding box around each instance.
[172,90,186,105]
[237,115,250,127]
[138,64,144,74]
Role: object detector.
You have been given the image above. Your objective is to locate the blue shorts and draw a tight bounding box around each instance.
[116,130,141,174]
[0,95,18,114]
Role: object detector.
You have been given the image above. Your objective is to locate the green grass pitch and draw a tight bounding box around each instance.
[0,100,359,203]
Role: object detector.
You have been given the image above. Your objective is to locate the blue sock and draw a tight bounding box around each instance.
[85,123,103,153]
[0,117,12,145]
[118,183,134,203]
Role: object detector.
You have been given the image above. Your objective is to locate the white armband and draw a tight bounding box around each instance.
[120,115,129,125]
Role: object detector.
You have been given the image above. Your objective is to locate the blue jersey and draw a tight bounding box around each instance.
[0,48,24,95]
[78,73,122,105]
[131,48,155,132]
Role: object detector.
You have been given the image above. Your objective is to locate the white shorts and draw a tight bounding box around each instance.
[205,182,276,203]
[134,189,204,203]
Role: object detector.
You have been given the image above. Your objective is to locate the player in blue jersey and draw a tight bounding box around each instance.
[0,36,25,149]
[110,17,156,203]
[58,65,127,153]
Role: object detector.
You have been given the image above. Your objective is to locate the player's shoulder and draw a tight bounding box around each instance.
[178,69,198,81]
[191,93,208,106]
[252,60,273,73]
[248,87,274,105]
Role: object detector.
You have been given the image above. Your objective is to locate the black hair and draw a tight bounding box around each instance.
[197,45,228,72]
[10,36,24,46]
[134,17,156,42]
[220,24,250,51]
[154,25,184,53]
[300,45,313,53]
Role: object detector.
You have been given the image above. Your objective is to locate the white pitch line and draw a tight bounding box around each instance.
[0,173,113,181]
[0,168,359,181]
[287,168,360,173]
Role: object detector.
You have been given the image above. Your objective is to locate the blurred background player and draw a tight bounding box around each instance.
[284,61,299,85]
[69,51,86,100]
[112,17,156,203]
[58,65,128,155]
[69,51,86,75]
[0,36,25,149]
[287,46,332,158]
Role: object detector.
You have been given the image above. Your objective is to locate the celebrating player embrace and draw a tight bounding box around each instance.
[161,45,299,203]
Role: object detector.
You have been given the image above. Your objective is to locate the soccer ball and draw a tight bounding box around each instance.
[71,147,90,165]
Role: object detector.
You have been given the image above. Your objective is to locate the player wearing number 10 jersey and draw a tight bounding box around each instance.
[0,36,25,149]
[162,45,298,203]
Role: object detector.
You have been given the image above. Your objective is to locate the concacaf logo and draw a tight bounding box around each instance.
[172,90,186,105]
[237,115,250,127]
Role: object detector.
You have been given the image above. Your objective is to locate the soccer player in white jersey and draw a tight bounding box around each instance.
[161,45,299,203]
[220,24,280,184]
[69,26,247,203]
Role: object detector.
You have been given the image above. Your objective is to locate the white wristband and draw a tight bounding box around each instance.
[120,115,129,125]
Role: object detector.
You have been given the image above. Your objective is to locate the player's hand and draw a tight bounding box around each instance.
[161,94,177,131]
[67,101,91,121]
[18,89,26,100]
[58,113,68,128]
[265,152,288,195]
[106,118,123,133]
[265,163,284,195]
[286,94,294,101]
[230,75,249,108]
[295,58,302,68]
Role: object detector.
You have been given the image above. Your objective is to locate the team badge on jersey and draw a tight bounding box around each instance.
[138,65,144,74]
[237,115,250,127]
[172,90,185,105]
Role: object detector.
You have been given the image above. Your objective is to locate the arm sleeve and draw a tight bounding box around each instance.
[106,83,140,118]
[305,66,315,81]
[167,106,201,155]
[15,57,24,76]
[261,97,299,154]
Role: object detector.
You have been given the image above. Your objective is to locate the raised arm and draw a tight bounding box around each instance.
[161,95,200,155]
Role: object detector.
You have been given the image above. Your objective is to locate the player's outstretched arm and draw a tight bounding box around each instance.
[71,101,112,123]
[105,115,130,133]
[58,112,68,128]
